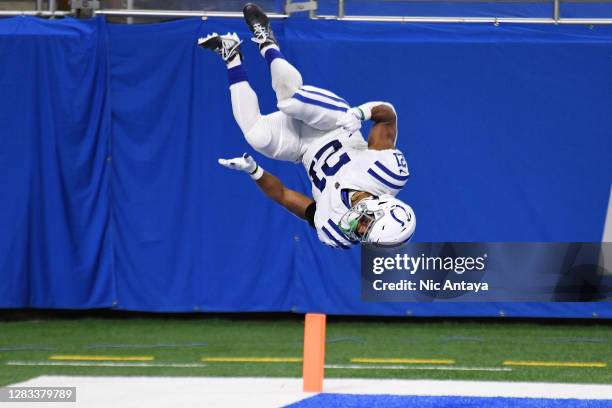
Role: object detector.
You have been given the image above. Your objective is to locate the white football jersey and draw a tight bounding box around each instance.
[301,130,409,249]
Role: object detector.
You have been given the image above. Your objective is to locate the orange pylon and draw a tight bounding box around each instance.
[302,313,326,392]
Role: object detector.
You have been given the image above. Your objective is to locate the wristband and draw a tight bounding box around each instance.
[249,164,264,180]
[355,107,366,121]
[356,101,393,121]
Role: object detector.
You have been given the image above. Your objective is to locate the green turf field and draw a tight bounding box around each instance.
[1,316,611,387]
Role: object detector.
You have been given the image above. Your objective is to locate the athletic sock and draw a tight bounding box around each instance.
[261,44,284,65]
[227,57,248,86]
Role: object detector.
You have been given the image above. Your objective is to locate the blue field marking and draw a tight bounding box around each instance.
[287,394,612,408]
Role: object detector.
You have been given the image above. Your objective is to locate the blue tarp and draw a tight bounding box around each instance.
[0,16,611,317]
[0,17,113,308]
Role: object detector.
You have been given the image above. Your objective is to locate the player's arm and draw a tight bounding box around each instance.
[255,171,314,220]
[218,153,315,223]
[337,102,397,150]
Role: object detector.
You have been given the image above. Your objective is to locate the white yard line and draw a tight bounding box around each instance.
[7,360,510,372]
[326,364,512,371]
[5,375,612,408]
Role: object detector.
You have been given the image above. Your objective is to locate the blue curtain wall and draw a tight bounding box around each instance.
[0,16,611,317]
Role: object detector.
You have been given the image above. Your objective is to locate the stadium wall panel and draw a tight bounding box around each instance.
[0,16,611,317]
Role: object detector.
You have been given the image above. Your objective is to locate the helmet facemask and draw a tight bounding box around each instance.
[338,200,385,242]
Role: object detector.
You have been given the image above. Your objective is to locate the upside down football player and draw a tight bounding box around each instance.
[198,3,416,248]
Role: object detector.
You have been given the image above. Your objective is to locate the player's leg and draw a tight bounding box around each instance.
[243,3,351,131]
[198,33,302,162]
[243,3,302,103]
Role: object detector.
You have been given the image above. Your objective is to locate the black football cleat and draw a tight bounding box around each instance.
[197,32,243,63]
[243,3,277,50]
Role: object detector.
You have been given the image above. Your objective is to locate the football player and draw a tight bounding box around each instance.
[198,3,416,248]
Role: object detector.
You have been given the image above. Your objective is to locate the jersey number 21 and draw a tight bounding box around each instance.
[309,140,351,193]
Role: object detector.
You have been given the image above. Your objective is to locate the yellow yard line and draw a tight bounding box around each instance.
[503,360,607,368]
[351,358,455,365]
[201,357,302,363]
[49,355,154,362]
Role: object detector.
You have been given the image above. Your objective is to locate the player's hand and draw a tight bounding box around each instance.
[336,109,362,133]
[218,153,264,180]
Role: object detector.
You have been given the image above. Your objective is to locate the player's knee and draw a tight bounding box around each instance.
[244,119,273,152]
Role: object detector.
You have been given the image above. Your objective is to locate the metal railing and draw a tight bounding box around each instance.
[1,0,612,25]
[320,15,612,25]
[93,9,288,19]
[327,0,612,25]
